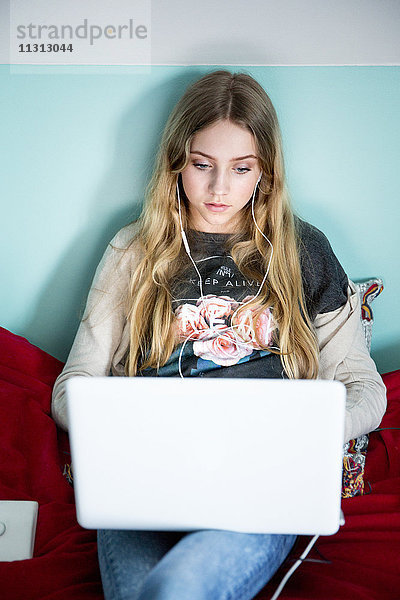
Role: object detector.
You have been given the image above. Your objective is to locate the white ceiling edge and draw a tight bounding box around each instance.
[1,0,400,67]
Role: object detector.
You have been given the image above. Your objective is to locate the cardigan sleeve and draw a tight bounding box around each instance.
[315,279,387,442]
[51,223,140,431]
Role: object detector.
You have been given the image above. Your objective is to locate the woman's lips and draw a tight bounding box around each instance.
[205,203,230,212]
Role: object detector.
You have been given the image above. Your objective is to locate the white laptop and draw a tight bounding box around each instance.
[66,377,346,536]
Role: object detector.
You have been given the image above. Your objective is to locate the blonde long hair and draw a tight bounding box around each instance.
[124,70,319,378]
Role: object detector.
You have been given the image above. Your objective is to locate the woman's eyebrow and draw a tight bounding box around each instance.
[190,150,258,161]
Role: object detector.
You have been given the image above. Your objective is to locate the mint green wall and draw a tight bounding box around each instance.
[1,66,399,373]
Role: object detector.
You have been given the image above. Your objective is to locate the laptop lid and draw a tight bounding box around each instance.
[66,376,345,536]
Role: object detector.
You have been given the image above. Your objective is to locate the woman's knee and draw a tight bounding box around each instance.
[136,530,296,600]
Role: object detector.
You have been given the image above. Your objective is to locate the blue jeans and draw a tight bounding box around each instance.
[97,529,296,600]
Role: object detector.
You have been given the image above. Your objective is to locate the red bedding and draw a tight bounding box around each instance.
[0,326,399,600]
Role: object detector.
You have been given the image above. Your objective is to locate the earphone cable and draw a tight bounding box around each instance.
[270,535,320,600]
[230,173,273,325]
[176,172,276,377]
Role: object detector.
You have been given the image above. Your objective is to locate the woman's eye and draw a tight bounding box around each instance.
[192,162,251,174]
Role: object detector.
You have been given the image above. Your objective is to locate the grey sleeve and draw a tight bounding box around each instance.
[297,220,348,319]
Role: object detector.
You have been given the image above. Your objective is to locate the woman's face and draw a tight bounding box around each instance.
[181,119,262,234]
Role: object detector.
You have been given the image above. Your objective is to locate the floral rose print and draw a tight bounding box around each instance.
[175,303,209,341]
[232,298,275,349]
[197,294,236,328]
[193,329,253,366]
[232,307,254,344]
[253,308,275,347]
[175,293,277,365]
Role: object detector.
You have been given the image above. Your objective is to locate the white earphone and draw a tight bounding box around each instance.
[175,172,274,377]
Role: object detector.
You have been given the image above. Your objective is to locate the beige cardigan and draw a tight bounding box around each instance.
[51,223,387,442]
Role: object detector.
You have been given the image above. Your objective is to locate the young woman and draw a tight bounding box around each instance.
[52,70,386,600]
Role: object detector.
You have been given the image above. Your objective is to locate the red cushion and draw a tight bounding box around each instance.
[0,328,103,600]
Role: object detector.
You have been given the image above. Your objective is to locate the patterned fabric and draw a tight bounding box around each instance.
[63,462,74,485]
[342,435,369,498]
[341,278,384,497]
[356,278,384,351]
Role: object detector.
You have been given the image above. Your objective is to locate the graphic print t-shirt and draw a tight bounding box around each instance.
[139,219,349,379]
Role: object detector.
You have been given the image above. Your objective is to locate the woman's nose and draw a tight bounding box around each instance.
[209,169,229,196]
